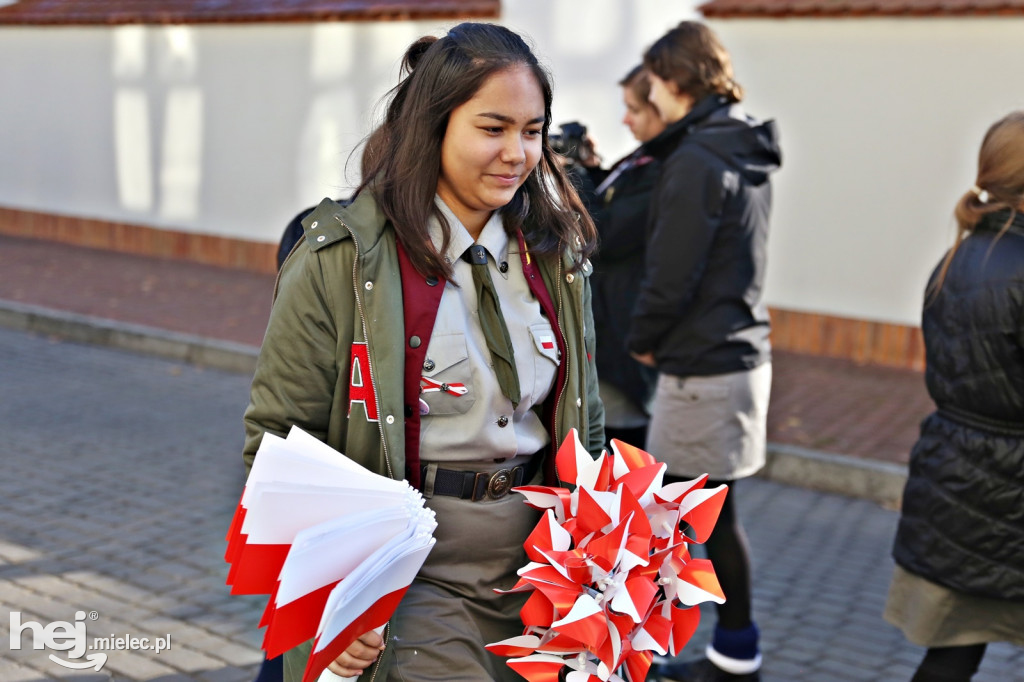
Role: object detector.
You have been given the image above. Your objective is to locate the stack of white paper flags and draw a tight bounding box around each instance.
[225,426,436,682]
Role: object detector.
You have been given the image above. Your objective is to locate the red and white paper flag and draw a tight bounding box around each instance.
[225,426,436,682]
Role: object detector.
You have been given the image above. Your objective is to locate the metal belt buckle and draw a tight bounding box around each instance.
[486,468,514,499]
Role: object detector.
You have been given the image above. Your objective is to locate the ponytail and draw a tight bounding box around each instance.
[930,111,1024,299]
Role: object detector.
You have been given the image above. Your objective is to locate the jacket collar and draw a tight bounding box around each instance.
[976,209,1024,238]
[645,94,731,161]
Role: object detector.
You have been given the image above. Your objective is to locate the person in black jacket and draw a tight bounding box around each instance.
[884,111,1024,682]
[634,22,781,682]
[581,65,666,448]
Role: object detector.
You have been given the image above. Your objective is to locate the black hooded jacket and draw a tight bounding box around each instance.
[627,95,781,377]
[893,210,1024,600]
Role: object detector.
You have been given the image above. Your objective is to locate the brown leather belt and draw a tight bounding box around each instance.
[422,452,542,501]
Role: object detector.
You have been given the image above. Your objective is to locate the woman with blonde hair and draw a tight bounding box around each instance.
[884,111,1024,682]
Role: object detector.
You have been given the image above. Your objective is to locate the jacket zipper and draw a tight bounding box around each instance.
[552,256,567,470]
[338,216,394,480]
[367,623,387,682]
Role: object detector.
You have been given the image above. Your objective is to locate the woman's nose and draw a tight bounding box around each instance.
[501,134,526,164]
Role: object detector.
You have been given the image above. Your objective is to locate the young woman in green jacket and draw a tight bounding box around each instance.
[243,22,604,682]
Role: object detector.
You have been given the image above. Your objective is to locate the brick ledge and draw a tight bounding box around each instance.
[1,205,925,370]
[0,206,277,275]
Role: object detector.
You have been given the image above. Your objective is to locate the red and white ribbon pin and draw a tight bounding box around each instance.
[420,377,468,397]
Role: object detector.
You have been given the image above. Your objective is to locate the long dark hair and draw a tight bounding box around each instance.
[930,110,1024,297]
[643,21,743,104]
[359,22,597,278]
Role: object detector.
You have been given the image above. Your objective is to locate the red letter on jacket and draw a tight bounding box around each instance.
[348,342,379,422]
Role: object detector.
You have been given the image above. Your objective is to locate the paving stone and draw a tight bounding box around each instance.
[98,647,181,678]
[195,665,264,682]
[0,657,55,682]
[1,327,1020,682]
[148,644,225,673]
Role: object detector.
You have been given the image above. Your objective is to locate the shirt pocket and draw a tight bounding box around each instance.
[420,332,475,416]
[529,322,560,405]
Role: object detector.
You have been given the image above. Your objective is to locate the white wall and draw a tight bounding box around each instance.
[7,7,1019,325]
[0,0,697,242]
[0,21,442,240]
[711,17,1024,324]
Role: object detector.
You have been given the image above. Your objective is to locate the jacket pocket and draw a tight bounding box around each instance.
[420,332,475,416]
[664,374,730,405]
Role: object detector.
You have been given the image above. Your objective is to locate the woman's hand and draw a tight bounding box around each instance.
[327,629,386,677]
[631,351,656,368]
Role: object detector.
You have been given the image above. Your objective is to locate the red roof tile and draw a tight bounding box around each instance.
[0,0,500,25]
[699,0,1024,16]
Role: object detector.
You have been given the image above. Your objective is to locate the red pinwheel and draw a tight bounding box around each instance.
[486,430,728,681]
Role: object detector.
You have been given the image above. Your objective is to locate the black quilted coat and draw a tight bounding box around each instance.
[892,209,1024,600]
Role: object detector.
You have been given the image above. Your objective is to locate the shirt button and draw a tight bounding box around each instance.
[364,281,373,290]
[423,359,435,372]
[499,261,509,273]
[576,398,582,408]
[566,273,575,283]
[497,416,509,427]
[426,276,439,287]
[409,336,421,348]
[311,221,318,229]
[385,415,395,425]
[316,235,326,242]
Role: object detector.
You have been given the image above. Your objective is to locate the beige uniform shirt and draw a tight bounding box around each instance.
[417,199,559,463]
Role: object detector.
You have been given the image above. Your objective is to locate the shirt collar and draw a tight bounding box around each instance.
[431,196,509,265]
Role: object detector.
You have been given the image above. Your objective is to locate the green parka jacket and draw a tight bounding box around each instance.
[242,191,604,681]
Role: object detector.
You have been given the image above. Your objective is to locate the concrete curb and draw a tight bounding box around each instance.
[762,442,906,508]
[1,298,908,506]
[0,300,259,374]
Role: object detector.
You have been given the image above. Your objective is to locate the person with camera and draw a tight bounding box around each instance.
[631,22,781,682]
[559,66,667,448]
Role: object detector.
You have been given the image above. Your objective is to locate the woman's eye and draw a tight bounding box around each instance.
[524,129,542,138]
[483,127,503,135]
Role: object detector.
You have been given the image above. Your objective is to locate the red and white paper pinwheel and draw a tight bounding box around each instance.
[486,430,727,682]
[225,427,436,682]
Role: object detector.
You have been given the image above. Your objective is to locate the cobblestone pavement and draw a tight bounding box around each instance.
[0,326,1020,682]
[0,234,932,468]
[0,326,264,681]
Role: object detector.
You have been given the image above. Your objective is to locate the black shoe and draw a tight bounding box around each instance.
[651,657,761,682]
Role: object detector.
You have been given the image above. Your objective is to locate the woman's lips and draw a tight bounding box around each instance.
[490,174,521,187]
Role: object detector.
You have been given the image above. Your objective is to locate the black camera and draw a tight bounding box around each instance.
[549,121,595,166]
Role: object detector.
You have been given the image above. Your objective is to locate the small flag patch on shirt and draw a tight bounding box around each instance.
[539,334,555,351]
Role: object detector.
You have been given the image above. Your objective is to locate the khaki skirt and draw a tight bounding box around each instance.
[884,565,1024,648]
